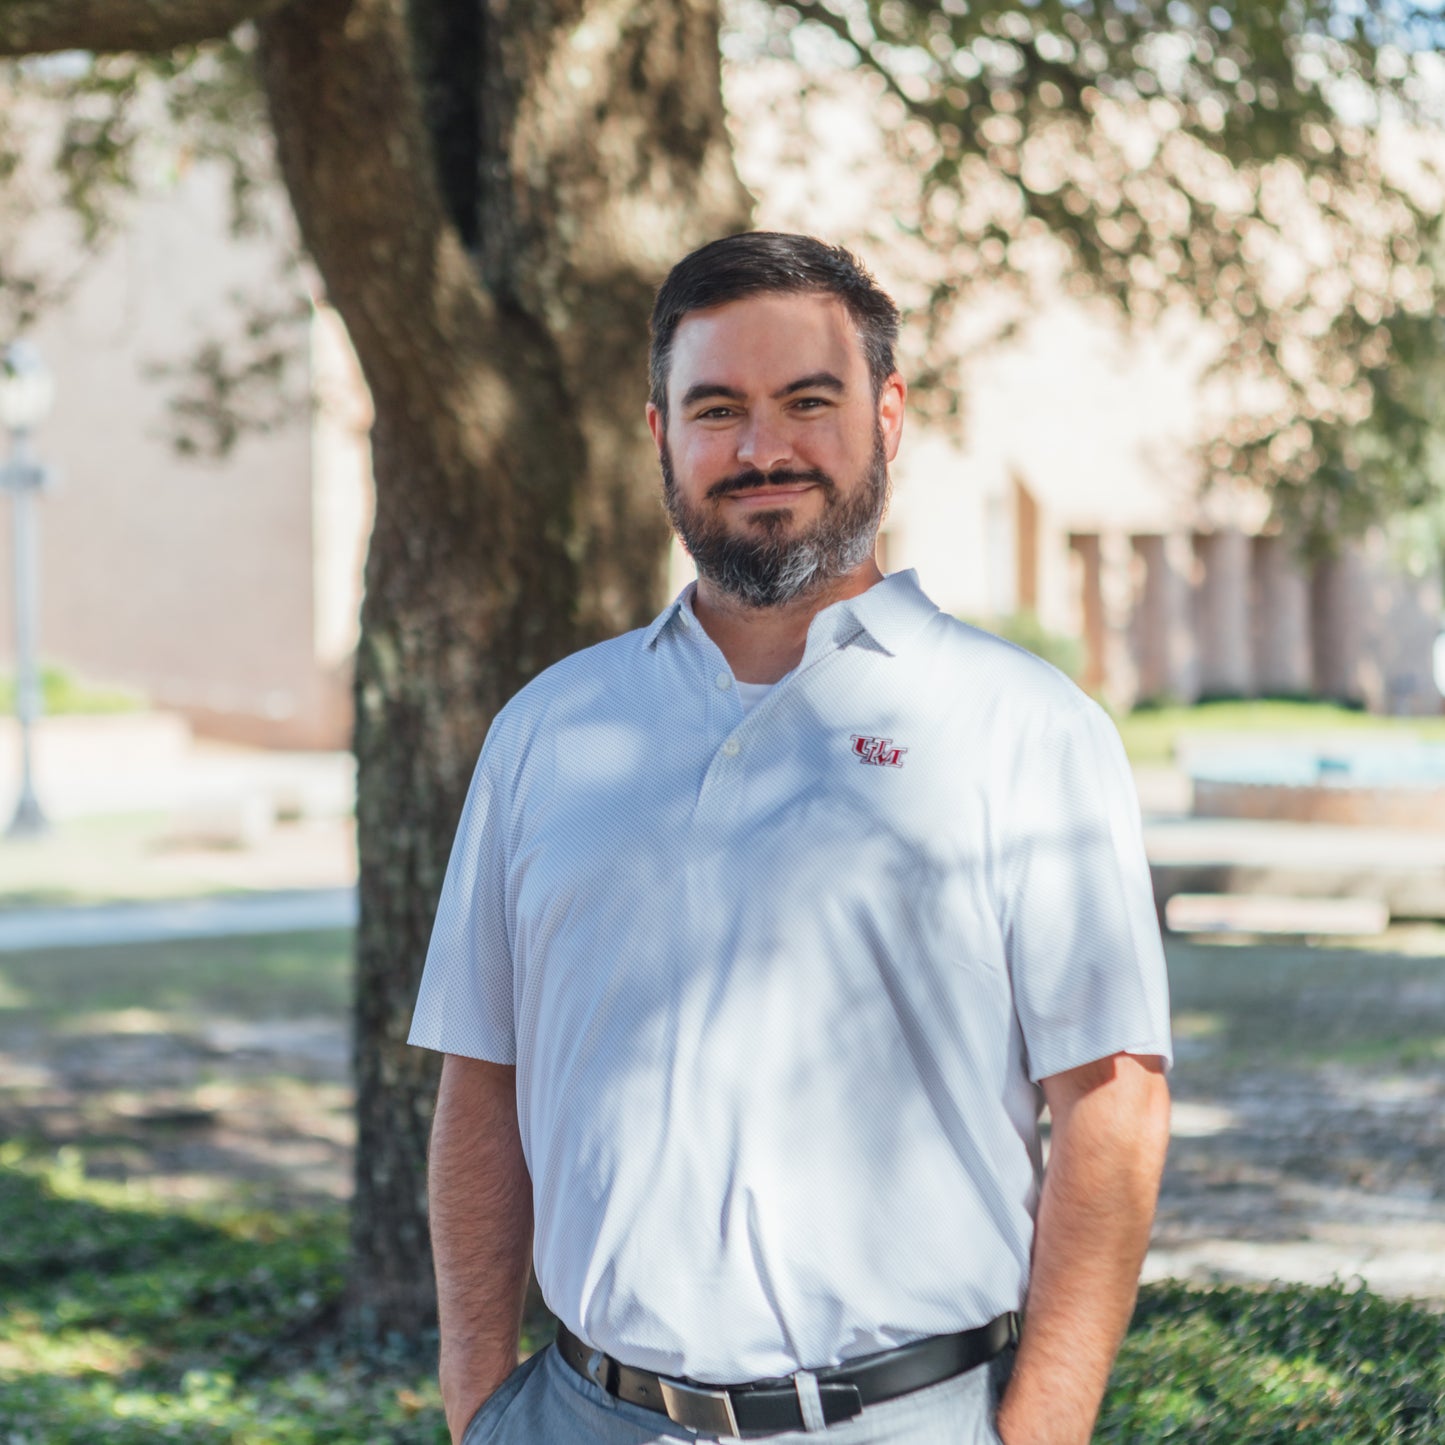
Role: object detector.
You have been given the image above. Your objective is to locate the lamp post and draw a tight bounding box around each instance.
[0,342,55,838]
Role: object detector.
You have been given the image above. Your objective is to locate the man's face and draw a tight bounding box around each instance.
[647,291,906,608]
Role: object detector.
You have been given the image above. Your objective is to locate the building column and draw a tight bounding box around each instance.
[1130,532,1199,704]
[1099,531,1138,711]
[1070,530,1138,709]
[1310,545,1366,705]
[1070,533,1105,696]
[1194,528,1253,698]
[1012,473,1040,615]
[1352,529,1443,715]
[1250,534,1311,697]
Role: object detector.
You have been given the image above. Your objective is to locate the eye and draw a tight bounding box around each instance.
[792,396,830,411]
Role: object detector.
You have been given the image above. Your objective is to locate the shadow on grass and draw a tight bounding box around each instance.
[0,1149,446,1444]
[1155,937,1445,1258]
[1102,1280,1445,1443]
[6,1148,1444,1443]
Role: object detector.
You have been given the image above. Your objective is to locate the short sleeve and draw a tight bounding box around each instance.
[1001,698,1173,1082]
[407,744,516,1063]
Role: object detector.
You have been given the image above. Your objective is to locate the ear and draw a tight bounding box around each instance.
[877,373,906,462]
[646,402,666,455]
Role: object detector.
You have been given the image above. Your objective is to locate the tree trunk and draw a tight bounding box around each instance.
[258,0,748,1334]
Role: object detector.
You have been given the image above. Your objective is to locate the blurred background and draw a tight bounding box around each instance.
[2,2,1445,1440]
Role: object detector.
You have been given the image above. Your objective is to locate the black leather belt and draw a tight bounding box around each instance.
[556,1314,1018,1438]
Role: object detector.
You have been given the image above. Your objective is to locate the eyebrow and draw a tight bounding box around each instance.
[773,371,845,398]
[680,382,745,410]
[679,371,847,411]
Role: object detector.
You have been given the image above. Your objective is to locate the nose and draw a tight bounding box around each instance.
[735,411,794,473]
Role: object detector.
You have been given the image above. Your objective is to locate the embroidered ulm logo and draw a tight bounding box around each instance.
[851,734,908,768]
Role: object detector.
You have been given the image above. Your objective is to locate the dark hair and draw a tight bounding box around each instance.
[649,232,900,420]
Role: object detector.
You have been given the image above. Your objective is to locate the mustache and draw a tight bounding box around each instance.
[705,467,836,501]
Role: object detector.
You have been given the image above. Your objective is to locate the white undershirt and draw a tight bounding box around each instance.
[734,679,774,715]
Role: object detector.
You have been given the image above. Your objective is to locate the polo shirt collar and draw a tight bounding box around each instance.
[642,585,697,648]
[808,569,938,658]
[643,570,938,657]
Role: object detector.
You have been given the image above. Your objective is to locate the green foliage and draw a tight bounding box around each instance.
[1117,697,1445,763]
[4,2,1443,520]
[144,283,312,458]
[1265,299,1445,556]
[0,1144,447,1444]
[0,40,269,337]
[752,0,1445,536]
[0,925,440,1443]
[0,664,144,716]
[4,1142,1442,1445]
[26,37,271,247]
[961,610,1084,679]
[1103,1280,1445,1441]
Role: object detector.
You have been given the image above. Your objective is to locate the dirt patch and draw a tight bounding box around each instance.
[4,930,1445,1303]
[1147,934,1445,1303]
[0,1013,354,1207]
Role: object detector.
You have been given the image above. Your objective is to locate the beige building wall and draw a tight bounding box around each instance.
[307,302,375,743]
[0,158,368,747]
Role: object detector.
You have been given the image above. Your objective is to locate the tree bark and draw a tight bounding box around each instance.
[258,0,748,1334]
[0,0,289,55]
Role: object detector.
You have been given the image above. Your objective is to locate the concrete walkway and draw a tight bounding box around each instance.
[1144,816,1445,920]
[0,887,358,952]
[0,714,359,942]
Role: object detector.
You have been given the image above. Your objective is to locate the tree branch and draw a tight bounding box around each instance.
[256,0,505,445]
[0,0,289,57]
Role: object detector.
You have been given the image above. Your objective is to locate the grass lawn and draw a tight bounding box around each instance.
[1166,930,1445,1072]
[0,931,352,1023]
[0,665,145,716]
[3,930,1445,1441]
[1116,699,1445,764]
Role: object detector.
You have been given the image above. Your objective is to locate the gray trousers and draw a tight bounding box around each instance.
[463,1342,1012,1445]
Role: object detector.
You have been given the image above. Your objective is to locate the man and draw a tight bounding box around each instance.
[409,232,1172,1445]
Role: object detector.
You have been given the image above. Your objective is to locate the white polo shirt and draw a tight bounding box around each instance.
[409,570,1171,1384]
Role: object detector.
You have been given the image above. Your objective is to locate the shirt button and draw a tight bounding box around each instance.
[715,672,732,690]
[722,737,740,757]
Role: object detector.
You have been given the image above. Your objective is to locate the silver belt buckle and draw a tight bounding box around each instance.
[658,1377,742,1437]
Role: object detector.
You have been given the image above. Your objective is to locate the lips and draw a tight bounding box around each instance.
[706,468,834,502]
[725,485,816,504]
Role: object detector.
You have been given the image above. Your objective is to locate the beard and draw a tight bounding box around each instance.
[660,427,890,609]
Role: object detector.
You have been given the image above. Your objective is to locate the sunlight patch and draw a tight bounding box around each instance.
[58,1008,187,1037]
[1169,1101,1238,1138]
[0,1325,145,1377]
[0,970,31,1008]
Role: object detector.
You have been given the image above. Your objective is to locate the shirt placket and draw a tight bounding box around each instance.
[675,600,865,825]
[695,655,747,825]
